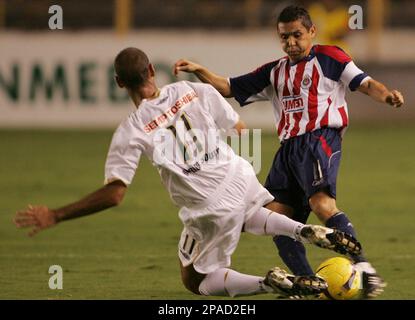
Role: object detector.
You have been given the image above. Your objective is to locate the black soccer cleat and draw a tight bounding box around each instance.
[355,262,387,299]
[299,225,362,255]
[326,229,362,255]
[292,275,329,296]
[263,267,328,298]
[361,272,386,298]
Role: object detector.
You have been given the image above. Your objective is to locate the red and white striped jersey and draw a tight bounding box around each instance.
[229,45,370,141]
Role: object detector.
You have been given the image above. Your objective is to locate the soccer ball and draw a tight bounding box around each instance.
[316,257,361,300]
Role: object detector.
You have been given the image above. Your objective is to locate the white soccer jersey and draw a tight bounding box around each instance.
[104,81,240,208]
[230,45,371,141]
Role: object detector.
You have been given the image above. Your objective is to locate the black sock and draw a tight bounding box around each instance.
[325,212,367,263]
[273,235,314,276]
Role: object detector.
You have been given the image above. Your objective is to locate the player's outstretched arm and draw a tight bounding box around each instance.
[13,180,127,237]
[358,79,404,108]
[173,59,233,97]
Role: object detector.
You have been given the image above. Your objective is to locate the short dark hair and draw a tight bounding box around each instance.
[114,47,150,89]
[277,5,313,30]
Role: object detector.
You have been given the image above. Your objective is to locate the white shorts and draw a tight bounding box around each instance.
[178,158,274,274]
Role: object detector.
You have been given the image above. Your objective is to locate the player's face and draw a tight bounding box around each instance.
[277,20,316,63]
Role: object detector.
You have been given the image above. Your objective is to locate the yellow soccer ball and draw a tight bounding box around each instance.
[316,257,361,300]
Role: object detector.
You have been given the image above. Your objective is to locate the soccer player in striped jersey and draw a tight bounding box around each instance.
[174,5,404,299]
[14,47,361,298]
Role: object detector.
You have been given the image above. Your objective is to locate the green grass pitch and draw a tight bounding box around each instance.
[1,124,414,299]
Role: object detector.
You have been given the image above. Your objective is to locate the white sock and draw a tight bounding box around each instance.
[355,262,377,274]
[244,207,303,239]
[198,268,267,297]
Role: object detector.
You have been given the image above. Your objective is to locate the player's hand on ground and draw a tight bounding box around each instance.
[173,59,201,76]
[386,90,404,108]
[14,205,57,237]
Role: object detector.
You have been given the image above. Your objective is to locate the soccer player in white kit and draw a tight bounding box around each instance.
[14,48,361,298]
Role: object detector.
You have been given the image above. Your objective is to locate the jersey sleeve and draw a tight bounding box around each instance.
[229,61,277,106]
[204,84,240,130]
[315,45,370,91]
[104,119,143,186]
[340,61,371,91]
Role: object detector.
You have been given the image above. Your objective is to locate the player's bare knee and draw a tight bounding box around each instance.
[309,192,338,220]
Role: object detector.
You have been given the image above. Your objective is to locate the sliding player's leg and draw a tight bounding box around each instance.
[178,205,327,297]
[180,262,327,298]
[244,206,361,255]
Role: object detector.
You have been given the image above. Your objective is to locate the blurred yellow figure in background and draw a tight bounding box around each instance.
[308,0,350,53]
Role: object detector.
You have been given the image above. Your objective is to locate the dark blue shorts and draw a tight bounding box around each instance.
[264,128,342,223]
